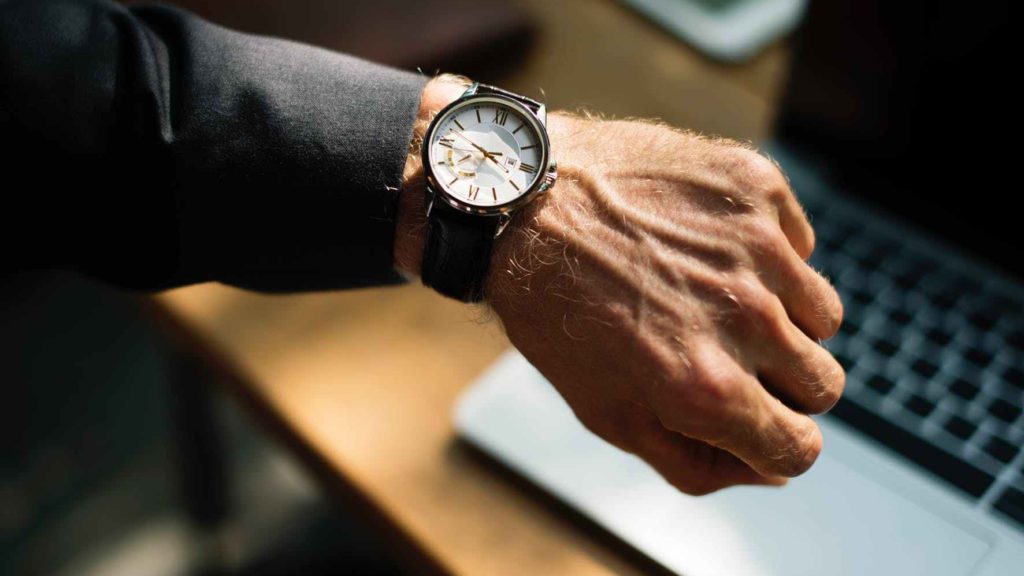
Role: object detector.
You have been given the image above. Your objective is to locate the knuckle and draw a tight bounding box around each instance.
[779,337,847,414]
[729,275,787,337]
[803,219,818,255]
[742,216,789,262]
[656,345,739,433]
[738,150,790,199]
[801,360,846,413]
[688,352,739,407]
[808,272,844,338]
[820,356,847,409]
[825,283,845,335]
[779,421,823,477]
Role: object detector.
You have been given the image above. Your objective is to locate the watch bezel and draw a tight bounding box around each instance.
[422,93,551,217]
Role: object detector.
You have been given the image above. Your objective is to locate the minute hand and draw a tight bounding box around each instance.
[452,131,509,173]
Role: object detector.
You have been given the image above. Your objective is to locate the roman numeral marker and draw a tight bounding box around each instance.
[510,180,520,191]
[492,187,498,200]
[475,107,481,123]
[448,176,459,187]
[494,108,509,126]
[519,162,538,174]
[439,137,454,149]
[468,185,480,200]
[521,144,537,150]
[512,124,524,134]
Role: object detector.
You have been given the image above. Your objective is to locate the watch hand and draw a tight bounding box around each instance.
[484,153,509,173]
[452,130,489,155]
[451,131,509,172]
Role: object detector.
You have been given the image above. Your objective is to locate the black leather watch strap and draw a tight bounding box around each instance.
[421,201,499,302]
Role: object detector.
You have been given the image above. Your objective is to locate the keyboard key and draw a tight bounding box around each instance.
[854,252,883,271]
[949,378,980,401]
[851,289,874,306]
[963,347,994,368]
[930,289,961,310]
[822,236,845,254]
[1006,330,1024,352]
[889,309,914,327]
[905,394,936,418]
[983,436,1020,464]
[870,238,901,255]
[829,399,995,497]
[928,277,979,307]
[968,308,1000,332]
[912,358,939,379]
[989,293,1023,317]
[839,318,860,337]
[892,267,926,290]
[834,350,855,371]
[943,415,977,440]
[866,375,895,395]
[988,398,1022,424]
[994,486,1024,529]
[820,225,855,251]
[873,339,899,357]
[926,327,954,347]
[1003,366,1024,391]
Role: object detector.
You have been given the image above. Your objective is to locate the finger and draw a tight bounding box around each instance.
[763,244,844,340]
[753,300,846,414]
[634,416,788,495]
[750,152,815,259]
[651,341,824,478]
[775,187,816,260]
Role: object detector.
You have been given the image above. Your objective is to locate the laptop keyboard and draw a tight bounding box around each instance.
[798,193,1024,530]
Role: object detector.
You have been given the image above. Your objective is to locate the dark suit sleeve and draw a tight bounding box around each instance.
[0,0,427,291]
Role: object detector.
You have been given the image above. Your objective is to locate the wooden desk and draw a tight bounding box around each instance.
[154,1,788,573]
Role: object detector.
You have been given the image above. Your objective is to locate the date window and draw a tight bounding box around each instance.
[504,156,517,168]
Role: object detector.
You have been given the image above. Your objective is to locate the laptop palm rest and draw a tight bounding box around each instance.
[455,352,992,576]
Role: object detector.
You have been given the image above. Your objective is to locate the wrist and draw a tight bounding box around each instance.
[485,112,579,308]
[394,76,469,277]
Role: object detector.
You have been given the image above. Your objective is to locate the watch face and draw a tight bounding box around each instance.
[426,95,548,211]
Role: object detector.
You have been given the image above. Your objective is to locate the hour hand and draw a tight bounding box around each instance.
[484,153,509,173]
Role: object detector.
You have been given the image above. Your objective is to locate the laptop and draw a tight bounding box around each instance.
[455,1,1022,575]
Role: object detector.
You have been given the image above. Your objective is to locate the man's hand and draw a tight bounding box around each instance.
[397,79,845,495]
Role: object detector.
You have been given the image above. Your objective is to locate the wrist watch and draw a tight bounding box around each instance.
[420,82,557,302]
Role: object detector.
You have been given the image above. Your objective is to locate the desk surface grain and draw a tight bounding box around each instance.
[155,1,786,573]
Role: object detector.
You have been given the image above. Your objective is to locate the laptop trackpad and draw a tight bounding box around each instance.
[455,352,992,576]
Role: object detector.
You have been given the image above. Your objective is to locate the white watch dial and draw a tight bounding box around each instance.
[428,97,545,208]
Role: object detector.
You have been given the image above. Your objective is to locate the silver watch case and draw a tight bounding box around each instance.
[422,85,557,230]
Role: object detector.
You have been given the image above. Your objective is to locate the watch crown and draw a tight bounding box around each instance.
[539,161,558,193]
